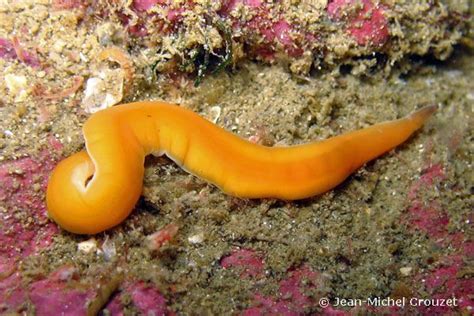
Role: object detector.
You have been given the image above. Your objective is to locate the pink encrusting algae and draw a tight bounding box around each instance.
[327,0,389,46]
[221,250,325,315]
[109,0,394,72]
[125,0,308,58]
[219,0,306,58]
[0,37,41,68]
[0,137,62,312]
[49,0,467,79]
[29,276,95,316]
[0,271,28,313]
[51,0,84,10]
[104,281,172,315]
[403,161,474,314]
[0,137,61,260]
[220,248,265,279]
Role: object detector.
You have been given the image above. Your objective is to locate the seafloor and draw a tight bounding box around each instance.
[0,1,473,315]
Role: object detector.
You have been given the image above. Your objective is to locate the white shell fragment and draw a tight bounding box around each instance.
[5,74,29,102]
[77,238,97,253]
[82,69,124,113]
[209,106,221,123]
[188,232,204,244]
[399,267,412,276]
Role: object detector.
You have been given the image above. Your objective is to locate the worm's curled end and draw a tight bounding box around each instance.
[46,150,140,234]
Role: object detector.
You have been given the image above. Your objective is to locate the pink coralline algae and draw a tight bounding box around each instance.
[415,255,474,315]
[220,0,263,12]
[132,0,163,11]
[407,203,450,241]
[406,163,449,242]
[220,248,265,278]
[407,163,445,201]
[129,0,306,58]
[104,281,172,315]
[327,0,389,46]
[0,37,41,68]
[0,271,28,313]
[220,0,305,58]
[3,264,173,315]
[0,137,61,260]
[404,161,474,314]
[0,137,61,313]
[0,38,16,60]
[128,282,171,314]
[242,266,323,315]
[220,249,325,315]
[55,0,468,79]
[125,0,190,36]
[1,265,92,315]
[29,276,94,316]
[52,0,84,10]
[132,0,186,24]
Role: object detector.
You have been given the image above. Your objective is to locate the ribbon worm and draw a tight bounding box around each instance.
[46,101,436,234]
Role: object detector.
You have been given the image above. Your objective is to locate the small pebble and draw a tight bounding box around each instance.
[188,232,204,244]
[77,238,97,253]
[400,267,412,276]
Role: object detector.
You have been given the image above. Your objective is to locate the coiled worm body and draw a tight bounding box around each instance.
[46,101,436,234]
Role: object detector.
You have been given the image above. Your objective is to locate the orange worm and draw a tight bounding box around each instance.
[46,101,436,234]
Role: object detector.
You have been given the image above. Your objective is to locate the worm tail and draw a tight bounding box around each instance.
[205,105,437,200]
[341,105,437,172]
